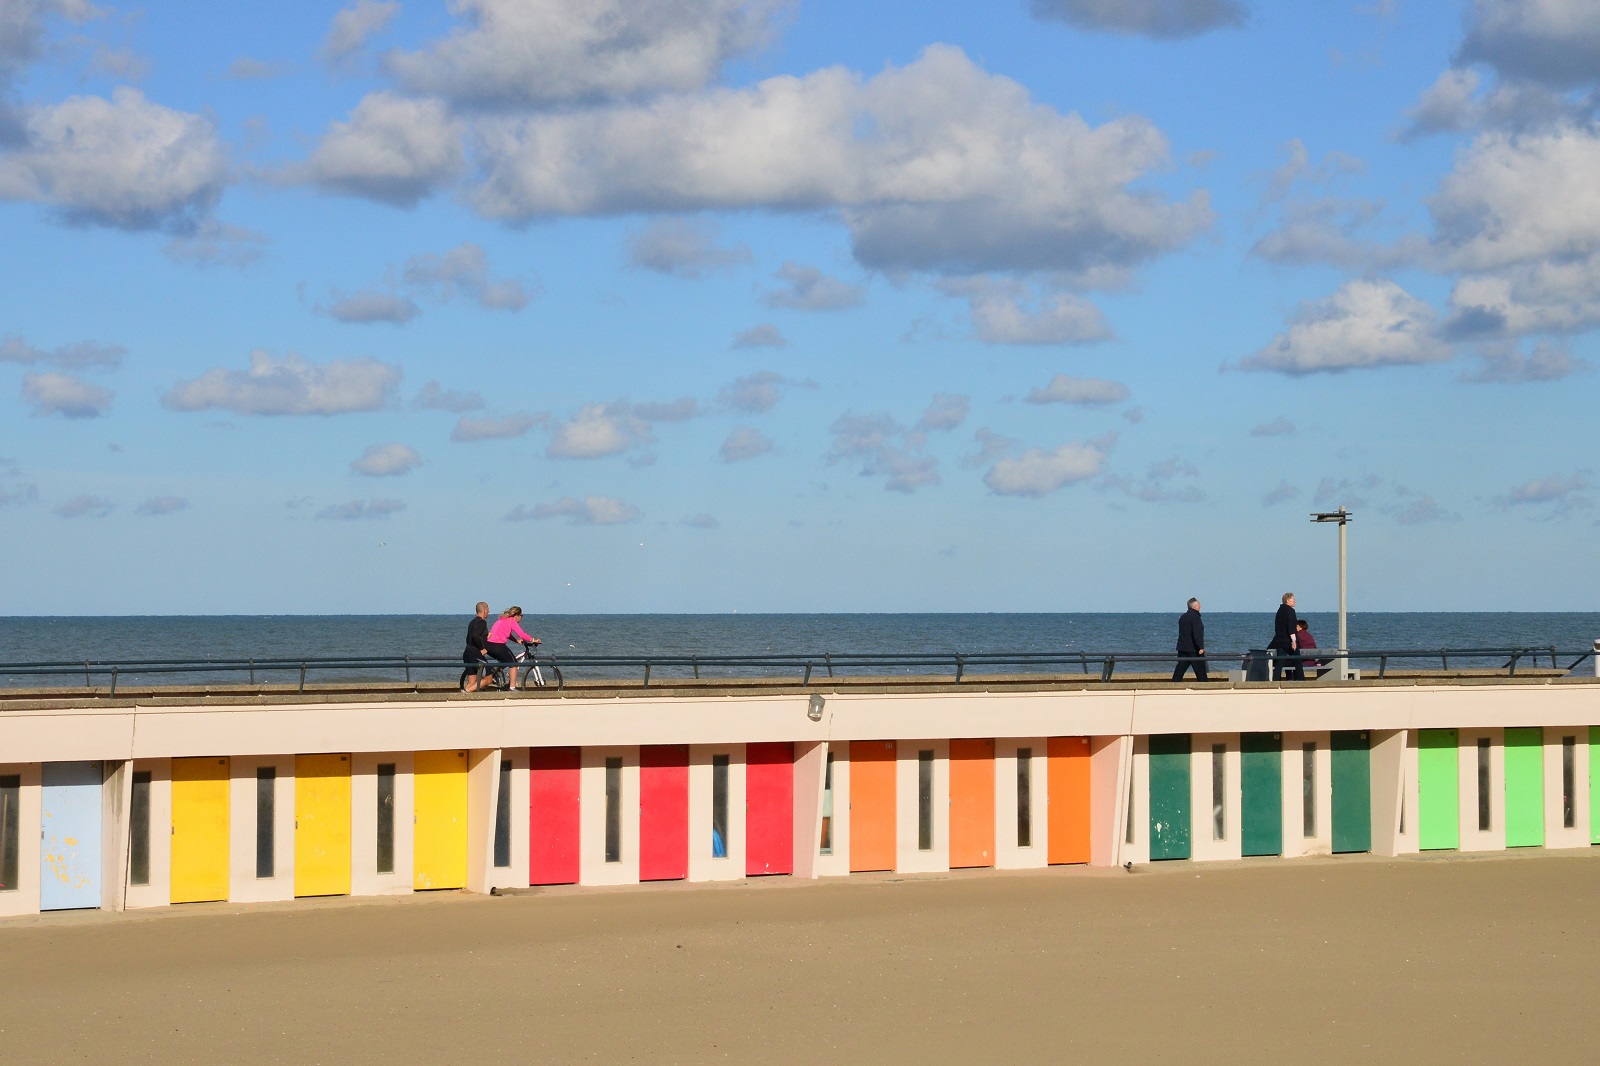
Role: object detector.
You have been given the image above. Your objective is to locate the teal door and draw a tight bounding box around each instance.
[1331,731,1371,854]
[1148,734,1191,861]
[1241,733,1283,856]
[1504,727,1543,848]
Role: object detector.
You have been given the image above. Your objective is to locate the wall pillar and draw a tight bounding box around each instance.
[1090,734,1133,867]
[101,760,131,912]
[791,740,826,879]
[1368,730,1407,857]
[466,748,502,894]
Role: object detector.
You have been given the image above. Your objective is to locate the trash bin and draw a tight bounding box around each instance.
[1243,649,1274,682]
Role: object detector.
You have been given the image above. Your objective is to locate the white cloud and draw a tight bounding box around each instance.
[1024,374,1129,406]
[719,425,773,462]
[1262,480,1299,506]
[632,397,700,422]
[318,289,420,324]
[162,350,401,416]
[1030,0,1247,39]
[684,512,719,529]
[320,0,399,65]
[55,494,113,519]
[731,323,787,349]
[939,277,1113,345]
[468,46,1210,277]
[626,219,751,278]
[1100,455,1203,504]
[547,403,652,459]
[415,381,485,412]
[351,441,422,476]
[827,412,939,493]
[401,241,537,310]
[1,1,99,90]
[763,262,864,311]
[1461,341,1590,382]
[163,221,269,268]
[22,371,112,418]
[386,0,783,108]
[136,496,189,515]
[917,393,969,432]
[0,87,227,230]
[224,56,281,81]
[506,495,641,525]
[1,335,123,369]
[962,428,1015,468]
[450,411,546,442]
[299,93,463,208]
[1250,416,1296,437]
[1494,471,1592,516]
[1249,197,1419,270]
[1239,279,1450,375]
[317,498,406,520]
[720,370,787,413]
[1457,0,1600,89]
[1387,492,1458,525]
[0,458,39,508]
[983,439,1110,497]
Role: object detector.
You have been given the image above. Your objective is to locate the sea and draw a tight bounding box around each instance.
[1,613,1597,688]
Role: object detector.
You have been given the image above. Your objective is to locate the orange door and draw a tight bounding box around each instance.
[1048,736,1092,864]
[849,741,897,872]
[949,738,995,868]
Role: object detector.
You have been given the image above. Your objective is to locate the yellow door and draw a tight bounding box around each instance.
[414,750,468,890]
[171,757,230,904]
[295,753,352,897]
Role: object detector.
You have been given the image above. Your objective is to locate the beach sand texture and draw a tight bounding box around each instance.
[3,852,1598,1063]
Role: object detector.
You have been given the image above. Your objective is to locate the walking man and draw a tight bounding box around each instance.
[1172,597,1207,681]
[1270,592,1299,680]
[460,600,491,692]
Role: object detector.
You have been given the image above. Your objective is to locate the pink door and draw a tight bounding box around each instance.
[639,745,689,881]
[529,747,580,885]
[745,742,794,876]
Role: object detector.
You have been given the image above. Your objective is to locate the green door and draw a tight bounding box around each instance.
[1504,727,1544,847]
[1241,733,1283,857]
[1418,729,1459,851]
[1331,731,1372,854]
[1148,734,1191,861]
[1591,727,1600,845]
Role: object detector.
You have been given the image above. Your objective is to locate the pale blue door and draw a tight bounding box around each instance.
[40,761,102,910]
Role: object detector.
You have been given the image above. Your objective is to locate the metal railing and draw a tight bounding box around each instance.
[0,644,1594,697]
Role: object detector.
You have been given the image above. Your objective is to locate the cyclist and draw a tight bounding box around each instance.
[486,606,541,690]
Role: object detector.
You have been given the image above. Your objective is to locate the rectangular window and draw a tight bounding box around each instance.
[1126,765,1136,845]
[1302,743,1316,839]
[711,754,729,858]
[819,752,834,855]
[493,759,512,869]
[376,763,395,874]
[917,750,934,852]
[1563,736,1577,830]
[604,757,622,863]
[1017,748,1033,848]
[1212,743,1227,841]
[255,767,276,879]
[1477,738,1492,832]
[129,770,152,886]
[0,774,18,892]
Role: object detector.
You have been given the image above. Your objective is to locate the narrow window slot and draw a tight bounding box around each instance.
[711,754,729,858]
[376,763,395,874]
[493,759,512,869]
[1477,738,1492,832]
[1016,748,1033,848]
[604,757,623,863]
[0,774,19,892]
[819,752,834,855]
[1563,736,1576,830]
[255,767,276,879]
[1302,743,1316,839]
[917,750,934,851]
[129,770,152,886]
[1126,764,1136,845]
[1212,743,1227,841]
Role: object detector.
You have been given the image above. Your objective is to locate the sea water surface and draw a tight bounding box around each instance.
[1,613,1596,687]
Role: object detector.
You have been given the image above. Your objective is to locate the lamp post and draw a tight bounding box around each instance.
[1311,508,1353,680]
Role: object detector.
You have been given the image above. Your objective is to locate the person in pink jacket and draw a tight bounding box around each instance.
[486,606,541,690]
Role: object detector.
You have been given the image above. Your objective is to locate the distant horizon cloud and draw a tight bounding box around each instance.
[316,498,405,520]
[719,425,773,462]
[506,495,641,525]
[163,350,401,416]
[1024,374,1129,406]
[1031,0,1248,39]
[136,496,190,515]
[731,324,787,349]
[55,495,115,519]
[351,442,421,477]
[23,372,113,418]
[984,437,1112,497]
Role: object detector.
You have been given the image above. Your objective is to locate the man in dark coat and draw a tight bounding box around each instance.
[1269,592,1299,680]
[460,601,492,691]
[1172,598,1207,681]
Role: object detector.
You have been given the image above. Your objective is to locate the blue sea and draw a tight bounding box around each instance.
[1,613,1596,688]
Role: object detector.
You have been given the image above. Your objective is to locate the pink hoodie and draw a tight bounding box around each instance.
[487,617,535,644]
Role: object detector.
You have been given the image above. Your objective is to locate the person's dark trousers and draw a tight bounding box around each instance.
[1172,659,1209,682]
[1271,654,1301,681]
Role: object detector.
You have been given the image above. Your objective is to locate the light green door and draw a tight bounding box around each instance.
[1591,727,1600,845]
[1504,728,1544,848]
[1418,729,1458,851]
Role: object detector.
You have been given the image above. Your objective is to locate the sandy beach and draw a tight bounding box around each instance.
[3,851,1598,1063]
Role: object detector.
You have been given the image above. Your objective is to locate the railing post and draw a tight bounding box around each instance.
[1379,655,1388,678]
[109,668,117,697]
[825,653,834,678]
[404,654,411,683]
[643,663,651,688]
[299,663,307,693]
[249,658,255,685]
[1100,657,1115,682]
[1441,649,1448,672]
[692,655,700,680]
[803,663,812,685]
[1509,652,1518,677]
[84,660,91,686]
[954,655,965,683]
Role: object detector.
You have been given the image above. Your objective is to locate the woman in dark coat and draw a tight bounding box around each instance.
[1269,592,1299,680]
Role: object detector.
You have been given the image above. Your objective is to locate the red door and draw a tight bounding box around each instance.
[639,745,689,881]
[529,747,580,885]
[745,742,794,876]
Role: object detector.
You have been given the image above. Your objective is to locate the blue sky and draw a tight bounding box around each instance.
[1,0,1596,614]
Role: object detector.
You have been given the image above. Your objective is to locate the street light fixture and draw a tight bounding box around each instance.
[1311,507,1353,680]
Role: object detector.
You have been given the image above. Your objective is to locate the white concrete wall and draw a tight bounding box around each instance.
[815,743,850,878]
[687,744,745,883]
[580,746,639,887]
[0,763,41,917]
[487,747,529,892]
[1281,732,1332,858]
[792,741,826,879]
[1458,728,1505,853]
[1544,728,1589,850]
[228,755,295,904]
[1190,733,1241,863]
[124,758,172,909]
[1123,736,1150,866]
[1396,731,1420,854]
[896,739,949,874]
[1369,731,1408,857]
[994,737,1047,870]
[351,752,413,897]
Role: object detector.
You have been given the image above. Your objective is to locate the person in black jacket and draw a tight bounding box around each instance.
[460,601,492,691]
[1172,598,1207,681]
[1270,592,1299,680]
